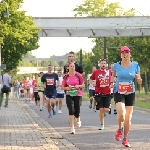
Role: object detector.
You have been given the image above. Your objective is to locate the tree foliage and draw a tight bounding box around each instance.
[73,0,134,17]
[73,0,150,92]
[0,0,39,71]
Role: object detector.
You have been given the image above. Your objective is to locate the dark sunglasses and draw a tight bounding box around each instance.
[68,56,74,57]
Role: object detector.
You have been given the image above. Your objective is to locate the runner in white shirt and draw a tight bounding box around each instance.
[87,66,96,112]
[29,76,34,103]
[110,62,117,115]
[56,69,64,114]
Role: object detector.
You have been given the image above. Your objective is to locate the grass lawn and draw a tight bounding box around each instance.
[135,92,150,109]
[82,91,150,109]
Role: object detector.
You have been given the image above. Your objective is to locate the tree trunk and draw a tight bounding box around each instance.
[144,71,148,94]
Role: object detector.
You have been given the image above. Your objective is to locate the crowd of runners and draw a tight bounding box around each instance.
[6,46,142,148]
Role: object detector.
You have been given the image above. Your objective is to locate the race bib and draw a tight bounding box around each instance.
[100,79,109,87]
[67,88,78,96]
[118,82,133,94]
[46,78,54,85]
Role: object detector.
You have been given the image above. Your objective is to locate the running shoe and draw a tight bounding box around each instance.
[115,129,122,141]
[89,103,92,109]
[71,128,75,134]
[122,139,130,147]
[98,125,104,130]
[58,110,62,114]
[109,108,111,114]
[114,109,117,115]
[48,114,52,118]
[53,109,56,115]
[93,107,96,112]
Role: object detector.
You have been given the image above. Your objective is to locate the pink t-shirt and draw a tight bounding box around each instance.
[62,72,84,96]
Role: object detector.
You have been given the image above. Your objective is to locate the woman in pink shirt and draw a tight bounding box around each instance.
[62,62,85,134]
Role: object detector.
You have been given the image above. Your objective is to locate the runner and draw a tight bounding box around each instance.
[111,46,142,147]
[90,59,112,130]
[110,62,117,115]
[38,72,45,111]
[56,69,64,114]
[64,51,84,75]
[41,65,59,118]
[87,66,96,112]
[63,51,84,106]
[23,77,30,101]
[32,74,39,109]
[61,62,85,134]
[29,76,34,103]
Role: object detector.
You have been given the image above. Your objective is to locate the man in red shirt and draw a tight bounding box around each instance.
[90,59,112,130]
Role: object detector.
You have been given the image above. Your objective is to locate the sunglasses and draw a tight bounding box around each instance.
[68,56,74,57]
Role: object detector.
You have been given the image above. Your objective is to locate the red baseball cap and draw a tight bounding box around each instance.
[120,46,130,53]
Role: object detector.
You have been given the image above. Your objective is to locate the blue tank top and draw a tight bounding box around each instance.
[113,61,140,95]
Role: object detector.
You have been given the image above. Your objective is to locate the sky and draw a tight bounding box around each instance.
[22,0,150,58]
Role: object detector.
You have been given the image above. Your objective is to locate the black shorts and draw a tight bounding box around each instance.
[89,89,95,97]
[34,92,40,101]
[95,94,111,110]
[56,93,64,98]
[25,89,29,92]
[114,92,135,106]
[66,95,80,118]
[111,93,114,99]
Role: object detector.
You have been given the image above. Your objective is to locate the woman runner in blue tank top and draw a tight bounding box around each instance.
[110,46,142,147]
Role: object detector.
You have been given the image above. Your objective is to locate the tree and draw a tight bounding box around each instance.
[73,0,134,17]
[73,0,134,74]
[58,60,66,69]
[0,0,39,71]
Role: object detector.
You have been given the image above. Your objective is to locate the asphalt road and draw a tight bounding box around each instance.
[25,99,150,150]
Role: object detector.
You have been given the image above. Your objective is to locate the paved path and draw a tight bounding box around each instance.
[0,99,59,150]
[0,98,150,150]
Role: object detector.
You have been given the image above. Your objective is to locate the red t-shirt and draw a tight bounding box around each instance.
[32,80,38,92]
[90,69,111,95]
[23,80,30,89]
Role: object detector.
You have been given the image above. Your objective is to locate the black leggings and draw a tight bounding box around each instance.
[34,92,39,101]
[66,95,81,118]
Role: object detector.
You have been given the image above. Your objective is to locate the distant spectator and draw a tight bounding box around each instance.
[14,80,20,99]
[0,70,11,108]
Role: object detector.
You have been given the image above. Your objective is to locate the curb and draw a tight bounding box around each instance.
[17,99,59,150]
[134,106,150,113]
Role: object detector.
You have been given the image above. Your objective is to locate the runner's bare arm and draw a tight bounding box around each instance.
[56,80,60,88]
[136,73,142,84]
[110,72,116,88]
[61,85,72,91]
[75,82,85,89]
[89,79,96,87]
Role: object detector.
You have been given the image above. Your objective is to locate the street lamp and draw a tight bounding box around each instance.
[0,0,10,18]
[0,0,10,75]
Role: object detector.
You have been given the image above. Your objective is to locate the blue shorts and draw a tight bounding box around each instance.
[56,93,64,98]
[45,94,56,100]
